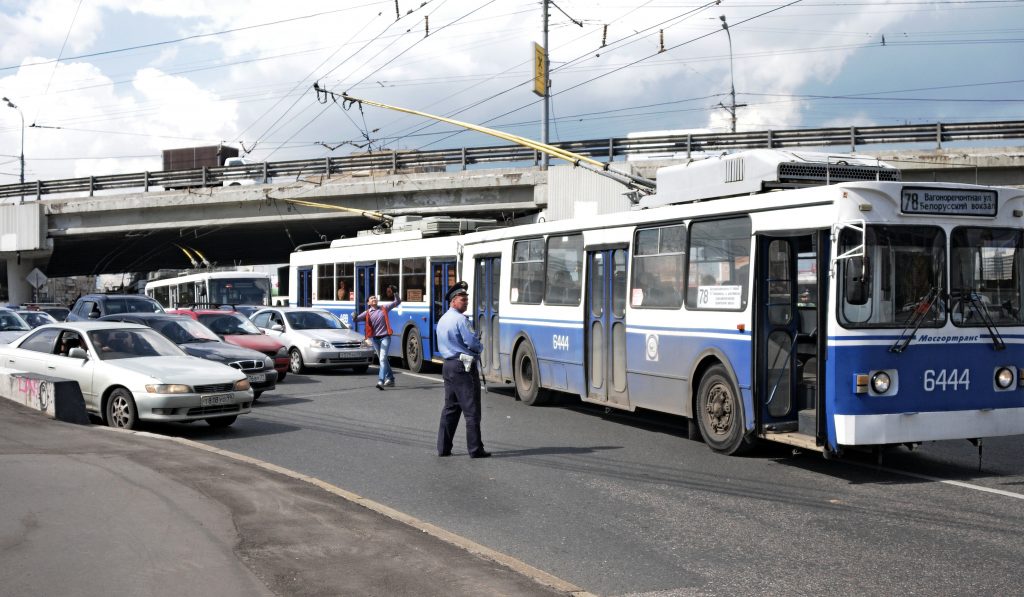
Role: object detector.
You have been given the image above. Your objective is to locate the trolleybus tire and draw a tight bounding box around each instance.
[514,341,550,406]
[695,364,753,455]
[404,327,424,373]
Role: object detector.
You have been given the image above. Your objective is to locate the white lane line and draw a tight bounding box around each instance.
[854,462,1024,501]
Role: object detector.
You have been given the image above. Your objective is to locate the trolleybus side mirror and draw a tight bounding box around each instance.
[844,256,870,306]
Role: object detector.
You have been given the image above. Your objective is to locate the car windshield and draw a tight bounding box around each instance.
[285,311,346,330]
[0,312,31,332]
[18,312,57,328]
[198,313,262,335]
[88,328,184,360]
[154,319,221,343]
[950,227,1024,326]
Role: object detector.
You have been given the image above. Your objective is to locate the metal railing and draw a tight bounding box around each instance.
[1,119,1022,200]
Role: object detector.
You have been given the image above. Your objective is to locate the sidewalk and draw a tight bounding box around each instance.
[0,400,575,597]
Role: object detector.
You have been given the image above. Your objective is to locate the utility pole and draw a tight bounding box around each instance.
[541,0,550,170]
[718,16,745,134]
[2,96,24,202]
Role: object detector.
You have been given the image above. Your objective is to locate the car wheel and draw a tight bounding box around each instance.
[289,348,305,374]
[404,327,423,373]
[206,415,237,428]
[351,365,369,374]
[106,388,139,430]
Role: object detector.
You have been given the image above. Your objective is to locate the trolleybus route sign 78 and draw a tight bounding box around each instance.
[901,187,997,217]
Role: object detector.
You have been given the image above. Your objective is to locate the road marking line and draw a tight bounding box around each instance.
[106,426,593,597]
[853,462,1024,501]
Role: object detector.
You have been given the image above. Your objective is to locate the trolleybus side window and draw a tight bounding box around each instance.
[544,234,583,306]
[950,227,1024,326]
[685,217,750,311]
[838,225,946,328]
[379,259,400,301]
[631,224,685,309]
[511,238,544,304]
[403,258,426,302]
[317,264,334,301]
[335,263,353,300]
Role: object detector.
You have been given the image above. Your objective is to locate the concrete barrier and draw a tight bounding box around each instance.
[0,369,90,424]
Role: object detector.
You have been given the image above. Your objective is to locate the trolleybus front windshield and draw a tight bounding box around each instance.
[838,225,946,329]
[950,227,1024,326]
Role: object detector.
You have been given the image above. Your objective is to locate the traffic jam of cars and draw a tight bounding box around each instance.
[0,296,376,430]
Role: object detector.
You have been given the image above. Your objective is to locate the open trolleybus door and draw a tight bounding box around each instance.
[473,256,502,383]
[585,248,630,408]
[297,267,313,307]
[755,231,828,447]
[430,260,458,358]
[354,263,377,335]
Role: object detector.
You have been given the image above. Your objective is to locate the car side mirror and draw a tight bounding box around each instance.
[68,347,88,360]
[271,324,284,332]
[844,256,871,306]
[87,311,100,319]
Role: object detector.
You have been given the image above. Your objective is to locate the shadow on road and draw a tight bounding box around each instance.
[493,445,622,458]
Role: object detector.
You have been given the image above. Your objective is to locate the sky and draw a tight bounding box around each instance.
[0,0,1021,184]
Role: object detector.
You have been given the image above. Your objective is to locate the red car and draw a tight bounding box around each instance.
[169,308,290,381]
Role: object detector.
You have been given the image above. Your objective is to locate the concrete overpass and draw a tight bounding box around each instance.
[2,145,1022,303]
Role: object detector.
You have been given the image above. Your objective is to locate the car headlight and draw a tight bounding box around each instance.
[995,367,1014,389]
[309,338,331,349]
[233,379,251,391]
[264,356,274,368]
[145,384,192,394]
[362,338,373,347]
[871,372,891,394]
[275,346,288,357]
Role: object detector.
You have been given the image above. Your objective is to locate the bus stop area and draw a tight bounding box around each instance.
[0,399,574,597]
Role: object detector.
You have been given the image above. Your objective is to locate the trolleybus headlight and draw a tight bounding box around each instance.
[871,372,891,394]
[995,367,1014,389]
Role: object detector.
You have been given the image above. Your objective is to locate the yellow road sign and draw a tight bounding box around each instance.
[533,42,546,97]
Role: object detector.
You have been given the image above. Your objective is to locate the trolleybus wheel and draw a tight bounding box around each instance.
[696,364,753,455]
[404,328,424,373]
[514,341,549,406]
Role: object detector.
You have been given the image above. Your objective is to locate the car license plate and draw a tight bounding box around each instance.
[201,393,234,407]
[247,373,266,383]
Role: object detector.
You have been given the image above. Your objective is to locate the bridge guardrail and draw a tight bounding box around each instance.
[1,119,1022,200]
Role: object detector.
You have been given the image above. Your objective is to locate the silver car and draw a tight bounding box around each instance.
[250,307,373,374]
[15,309,59,328]
[0,308,32,344]
[0,322,253,429]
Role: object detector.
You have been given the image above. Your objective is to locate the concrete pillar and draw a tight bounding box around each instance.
[5,255,35,305]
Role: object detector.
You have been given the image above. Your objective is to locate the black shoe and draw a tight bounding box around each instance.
[469,451,491,459]
[376,382,383,390]
[437,452,451,457]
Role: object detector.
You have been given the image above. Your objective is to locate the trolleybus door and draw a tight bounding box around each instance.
[297,267,313,307]
[755,233,824,434]
[585,249,630,407]
[430,260,457,356]
[473,256,502,383]
[354,264,376,335]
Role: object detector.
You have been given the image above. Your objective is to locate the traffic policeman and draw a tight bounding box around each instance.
[436,281,489,458]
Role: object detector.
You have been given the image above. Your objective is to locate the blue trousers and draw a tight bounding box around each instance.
[371,335,393,383]
[437,359,484,456]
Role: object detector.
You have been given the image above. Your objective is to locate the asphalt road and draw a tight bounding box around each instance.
[152,364,1024,597]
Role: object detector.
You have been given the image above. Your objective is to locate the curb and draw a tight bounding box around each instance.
[100,425,596,597]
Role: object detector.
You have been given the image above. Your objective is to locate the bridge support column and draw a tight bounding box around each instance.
[4,255,38,304]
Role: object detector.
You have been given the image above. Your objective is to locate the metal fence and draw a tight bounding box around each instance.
[1,119,1022,200]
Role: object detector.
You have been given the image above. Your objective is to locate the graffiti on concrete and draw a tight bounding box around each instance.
[0,374,56,417]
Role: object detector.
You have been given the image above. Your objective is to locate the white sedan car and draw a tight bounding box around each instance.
[250,307,374,374]
[0,321,253,429]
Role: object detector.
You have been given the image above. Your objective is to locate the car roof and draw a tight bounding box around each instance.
[102,313,190,321]
[170,309,237,316]
[256,307,332,313]
[38,321,150,331]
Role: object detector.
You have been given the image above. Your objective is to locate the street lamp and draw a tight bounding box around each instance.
[2,96,24,200]
[718,16,745,134]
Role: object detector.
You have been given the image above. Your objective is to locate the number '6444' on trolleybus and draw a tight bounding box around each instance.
[288,150,1024,458]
